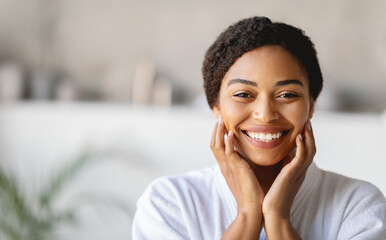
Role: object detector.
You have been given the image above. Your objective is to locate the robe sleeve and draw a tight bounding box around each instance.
[132,179,189,240]
[337,185,386,239]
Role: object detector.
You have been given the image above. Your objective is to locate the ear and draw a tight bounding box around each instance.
[212,104,221,120]
[308,100,315,120]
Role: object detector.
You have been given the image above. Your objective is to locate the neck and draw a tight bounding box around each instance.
[234,146,295,194]
[249,160,283,194]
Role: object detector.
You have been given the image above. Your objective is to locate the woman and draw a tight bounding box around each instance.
[132,16,386,239]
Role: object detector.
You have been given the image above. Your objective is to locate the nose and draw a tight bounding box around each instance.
[251,96,280,123]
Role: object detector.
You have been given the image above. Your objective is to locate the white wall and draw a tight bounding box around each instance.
[0,103,385,238]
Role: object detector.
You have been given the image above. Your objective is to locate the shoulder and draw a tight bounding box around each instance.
[132,166,220,239]
[318,169,386,238]
[319,169,385,208]
[144,165,219,201]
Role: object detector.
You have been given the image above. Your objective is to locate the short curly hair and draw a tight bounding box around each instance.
[202,16,323,109]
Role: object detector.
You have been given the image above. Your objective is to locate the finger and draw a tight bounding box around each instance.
[304,121,314,152]
[291,134,305,170]
[279,134,304,179]
[210,120,219,149]
[309,121,316,154]
[225,131,249,167]
[303,121,316,169]
[225,130,235,156]
[309,120,314,135]
[297,121,315,175]
[215,118,226,150]
[211,120,228,169]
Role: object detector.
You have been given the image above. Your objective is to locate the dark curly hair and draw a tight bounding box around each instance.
[202,16,323,109]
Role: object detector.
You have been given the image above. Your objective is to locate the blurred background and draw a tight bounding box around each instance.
[0,0,385,239]
[0,0,385,110]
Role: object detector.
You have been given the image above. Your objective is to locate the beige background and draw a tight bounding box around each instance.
[0,0,385,110]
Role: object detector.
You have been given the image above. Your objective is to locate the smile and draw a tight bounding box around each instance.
[240,126,290,149]
[242,130,289,142]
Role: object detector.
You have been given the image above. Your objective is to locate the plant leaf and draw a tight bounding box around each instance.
[39,150,94,209]
[0,166,38,236]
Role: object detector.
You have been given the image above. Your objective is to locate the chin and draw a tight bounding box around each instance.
[235,142,295,167]
[249,153,286,167]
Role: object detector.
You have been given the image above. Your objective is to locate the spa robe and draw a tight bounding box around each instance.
[132,162,386,239]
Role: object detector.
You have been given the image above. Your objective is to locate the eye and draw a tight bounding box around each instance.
[233,92,252,98]
[278,92,299,99]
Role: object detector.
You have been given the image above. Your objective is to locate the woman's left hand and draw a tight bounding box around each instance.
[262,121,316,239]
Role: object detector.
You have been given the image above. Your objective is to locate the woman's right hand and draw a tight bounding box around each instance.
[210,117,264,239]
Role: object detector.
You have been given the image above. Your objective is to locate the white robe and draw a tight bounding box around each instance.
[132,163,386,239]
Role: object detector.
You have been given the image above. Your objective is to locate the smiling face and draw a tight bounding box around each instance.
[213,45,314,166]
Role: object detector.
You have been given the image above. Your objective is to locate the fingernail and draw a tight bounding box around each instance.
[217,116,222,125]
[308,121,312,131]
[299,134,303,141]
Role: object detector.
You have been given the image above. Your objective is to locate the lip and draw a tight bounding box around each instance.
[241,126,290,133]
[241,126,290,149]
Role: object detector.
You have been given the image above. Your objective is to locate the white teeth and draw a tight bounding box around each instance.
[253,132,258,139]
[246,131,285,142]
[259,133,266,141]
[266,133,272,141]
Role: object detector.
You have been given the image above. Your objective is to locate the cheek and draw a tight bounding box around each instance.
[284,104,310,133]
[220,101,246,132]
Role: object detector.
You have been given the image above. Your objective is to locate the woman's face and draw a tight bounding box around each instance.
[213,45,314,166]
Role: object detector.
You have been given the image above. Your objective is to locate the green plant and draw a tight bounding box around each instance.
[0,150,129,240]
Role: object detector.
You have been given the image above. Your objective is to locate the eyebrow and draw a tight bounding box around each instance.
[227,79,257,87]
[227,78,304,88]
[274,79,303,88]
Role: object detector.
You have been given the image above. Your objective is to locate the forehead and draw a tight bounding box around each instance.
[223,45,308,86]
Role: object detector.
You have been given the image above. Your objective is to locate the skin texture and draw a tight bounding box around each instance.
[210,45,317,239]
